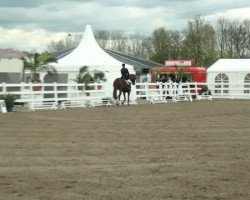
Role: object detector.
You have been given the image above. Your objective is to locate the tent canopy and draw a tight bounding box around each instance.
[51,25,133,72]
[207,59,250,72]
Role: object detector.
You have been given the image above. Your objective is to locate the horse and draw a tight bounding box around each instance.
[113,74,136,105]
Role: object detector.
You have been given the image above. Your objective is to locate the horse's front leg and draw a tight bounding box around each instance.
[128,92,130,106]
[118,91,122,101]
[122,92,126,105]
[117,91,122,106]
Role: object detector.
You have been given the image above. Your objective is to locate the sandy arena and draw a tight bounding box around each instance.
[0,100,249,200]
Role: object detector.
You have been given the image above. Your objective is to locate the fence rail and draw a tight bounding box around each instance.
[135,82,205,100]
[0,82,106,103]
[1,82,250,105]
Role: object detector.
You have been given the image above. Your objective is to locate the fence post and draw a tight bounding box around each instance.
[207,82,211,96]
[53,82,58,103]
[187,82,191,94]
[76,83,80,99]
[172,82,176,98]
[96,83,99,99]
[145,82,149,101]
[221,82,223,98]
[2,82,6,95]
[30,82,34,101]
[159,83,163,100]
[195,82,198,98]
[20,82,24,94]
[169,82,173,98]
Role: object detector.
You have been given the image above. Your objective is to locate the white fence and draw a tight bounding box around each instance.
[0,82,107,104]
[135,82,250,100]
[135,82,204,100]
[0,82,250,105]
[208,82,250,99]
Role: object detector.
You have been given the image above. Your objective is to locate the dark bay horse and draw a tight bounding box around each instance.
[113,74,136,105]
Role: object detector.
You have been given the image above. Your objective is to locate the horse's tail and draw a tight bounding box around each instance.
[113,86,118,99]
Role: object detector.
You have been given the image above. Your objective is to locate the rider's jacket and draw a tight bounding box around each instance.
[121,67,129,80]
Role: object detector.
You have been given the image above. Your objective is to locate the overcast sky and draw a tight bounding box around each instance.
[0,0,249,52]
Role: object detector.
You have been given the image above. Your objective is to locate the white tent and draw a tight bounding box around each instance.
[48,25,135,97]
[207,59,250,97]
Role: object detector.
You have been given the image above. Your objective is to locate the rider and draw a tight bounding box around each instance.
[121,63,131,90]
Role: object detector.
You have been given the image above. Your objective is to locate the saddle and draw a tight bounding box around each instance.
[122,79,131,91]
[124,79,130,85]
[120,76,128,84]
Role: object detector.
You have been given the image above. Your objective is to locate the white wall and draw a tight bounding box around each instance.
[0,58,23,73]
[207,72,248,84]
[207,71,250,95]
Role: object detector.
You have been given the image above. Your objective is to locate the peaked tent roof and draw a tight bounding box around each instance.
[51,25,128,71]
[208,59,250,72]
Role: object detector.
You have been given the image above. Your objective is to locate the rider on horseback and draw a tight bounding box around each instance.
[121,63,131,91]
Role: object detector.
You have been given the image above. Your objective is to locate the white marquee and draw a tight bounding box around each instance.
[48,25,135,98]
[207,59,250,97]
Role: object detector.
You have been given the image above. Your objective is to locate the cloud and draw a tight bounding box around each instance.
[1,0,249,31]
[0,27,67,51]
[0,0,249,51]
[0,0,48,8]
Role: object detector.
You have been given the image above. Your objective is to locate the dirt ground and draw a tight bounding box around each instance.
[0,100,249,200]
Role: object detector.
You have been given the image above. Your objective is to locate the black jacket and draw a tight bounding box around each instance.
[121,67,129,80]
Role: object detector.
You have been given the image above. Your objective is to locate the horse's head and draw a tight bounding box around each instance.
[129,74,136,85]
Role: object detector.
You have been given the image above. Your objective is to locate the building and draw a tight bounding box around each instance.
[0,58,24,83]
[0,49,26,83]
[150,60,207,83]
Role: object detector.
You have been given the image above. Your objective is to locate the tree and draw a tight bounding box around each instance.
[216,19,250,58]
[109,30,128,53]
[230,20,249,58]
[216,18,229,58]
[23,51,57,82]
[44,17,249,65]
[74,66,106,86]
[243,19,250,57]
[126,33,148,59]
[175,66,188,82]
[181,16,217,67]
[47,34,82,53]
[92,70,106,83]
[95,30,110,49]
[169,30,182,60]
[144,27,182,64]
[74,66,93,84]
[151,27,170,63]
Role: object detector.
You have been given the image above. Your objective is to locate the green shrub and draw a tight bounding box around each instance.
[199,85,211,95]
[0,94,16,112]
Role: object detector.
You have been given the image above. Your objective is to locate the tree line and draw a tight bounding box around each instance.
[47,16,250,68]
